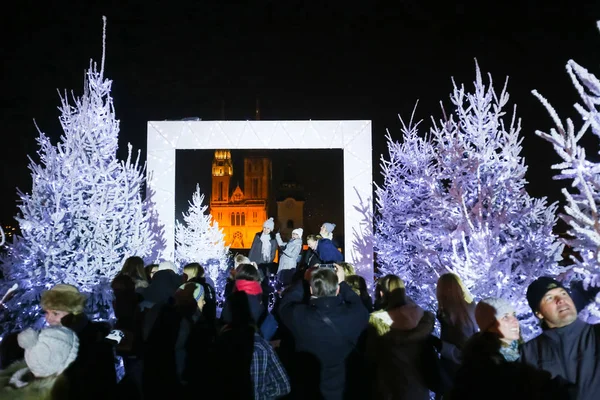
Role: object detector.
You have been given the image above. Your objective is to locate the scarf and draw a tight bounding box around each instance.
[260,233,272,262]
[499,339,520,362]
[234,280,263,295]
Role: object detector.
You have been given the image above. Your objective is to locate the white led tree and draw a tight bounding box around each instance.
[532,22,600,323]
[175,184,229,294]
[0,17,156,332]
[376,64,565,336]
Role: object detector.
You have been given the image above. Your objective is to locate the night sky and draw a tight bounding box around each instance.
[2,1,599,234]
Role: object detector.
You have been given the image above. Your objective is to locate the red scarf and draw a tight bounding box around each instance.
[234,280,263,295]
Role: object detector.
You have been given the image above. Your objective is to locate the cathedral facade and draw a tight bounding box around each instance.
[209,150,272,249]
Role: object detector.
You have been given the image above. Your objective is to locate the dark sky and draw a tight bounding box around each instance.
[1,1,599,230]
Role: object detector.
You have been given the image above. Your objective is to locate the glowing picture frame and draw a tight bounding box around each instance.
[146,120,373,279]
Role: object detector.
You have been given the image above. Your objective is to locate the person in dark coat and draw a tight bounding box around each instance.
[303,234,324,268]
[520,277,600,400]
[448,296,567,400]
[307,235,343,264]
[40,284,117,400]
[248,218,278,267]
[278,267,369,400]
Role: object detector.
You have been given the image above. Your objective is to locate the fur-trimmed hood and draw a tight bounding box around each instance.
[0,360,69,400]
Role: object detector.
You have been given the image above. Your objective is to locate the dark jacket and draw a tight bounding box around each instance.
[449,332,567,400]
[315,239,343,264]
[61,313,116,400]
[139,269,183,310]
[520,319,600,400]
[248,232,278,264]
[367,305,435,400]
[278,281,369,400]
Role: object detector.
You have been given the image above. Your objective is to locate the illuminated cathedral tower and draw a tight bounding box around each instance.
[209,150,270,249]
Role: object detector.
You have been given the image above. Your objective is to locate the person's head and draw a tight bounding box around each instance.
[183,262,205,281]
[335,262,355,277]
[436,273,475,329]
[375,274,406,309]
[345,275,368,297]
[262,217,274,235]
[234,254,252,268]
[310,268,339,298]
[436,273,473,307]
[307,234,321,250]
[527,277,577,329]
[40,284,86,326]
[120,256,146,281]
[235,263,261,282]
[292,228,303,240]
[320,222,336,239]
[145,264,159,280]
[475,297,520,342]
[18,326,79,377]
[177,282,205,311]
[158,261,178,273]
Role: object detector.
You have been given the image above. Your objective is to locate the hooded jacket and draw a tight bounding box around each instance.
[367,304,435,400]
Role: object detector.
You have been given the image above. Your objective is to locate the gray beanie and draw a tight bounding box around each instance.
[475,297,515,332]
[322,223,336,234]
[263,217,274,230]
[18,327,79,377]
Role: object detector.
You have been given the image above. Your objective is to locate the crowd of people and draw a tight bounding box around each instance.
[0,217,599,399]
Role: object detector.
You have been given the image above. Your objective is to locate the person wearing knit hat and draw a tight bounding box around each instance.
[0,326,79,398]
[320,222,336,240]
[158,260,178,273]
[19,327,79,378]
[475,297,520,343]
[40,284,87,326]
[525,276,577,328]
[275,227,304,285]
[248,217,278,266]
[177,282,206,311]
[520,277,600,400]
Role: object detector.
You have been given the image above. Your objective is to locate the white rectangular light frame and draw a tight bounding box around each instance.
[146,120,373,279]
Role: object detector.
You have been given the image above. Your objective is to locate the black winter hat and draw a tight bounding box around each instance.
[526,277,566,313]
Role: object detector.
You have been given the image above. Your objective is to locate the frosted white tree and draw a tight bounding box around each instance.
[0,17,156,331]
[376,64,565,336]
[175,184,229,291]
[532,22,600,322]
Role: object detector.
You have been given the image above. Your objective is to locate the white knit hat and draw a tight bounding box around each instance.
[158,261,178,273]
[18,327,79,377]
[263,217,274,230]
[475,297,515,332]
[292,228,303,238]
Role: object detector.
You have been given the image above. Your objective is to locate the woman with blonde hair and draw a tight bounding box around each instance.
[367,274,435,399]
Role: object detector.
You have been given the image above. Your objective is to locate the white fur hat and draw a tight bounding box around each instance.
[263,217,274,230]
[475,297,515,332]
[158,261,178,273]
[18,327,79,377]
[292,228,303,238]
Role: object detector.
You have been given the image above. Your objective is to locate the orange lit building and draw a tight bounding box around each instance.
[209,150,272,249]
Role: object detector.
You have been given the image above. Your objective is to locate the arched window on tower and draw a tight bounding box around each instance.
[231,212,235,226]
[236,212,241,226]
[241,212,245,226]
